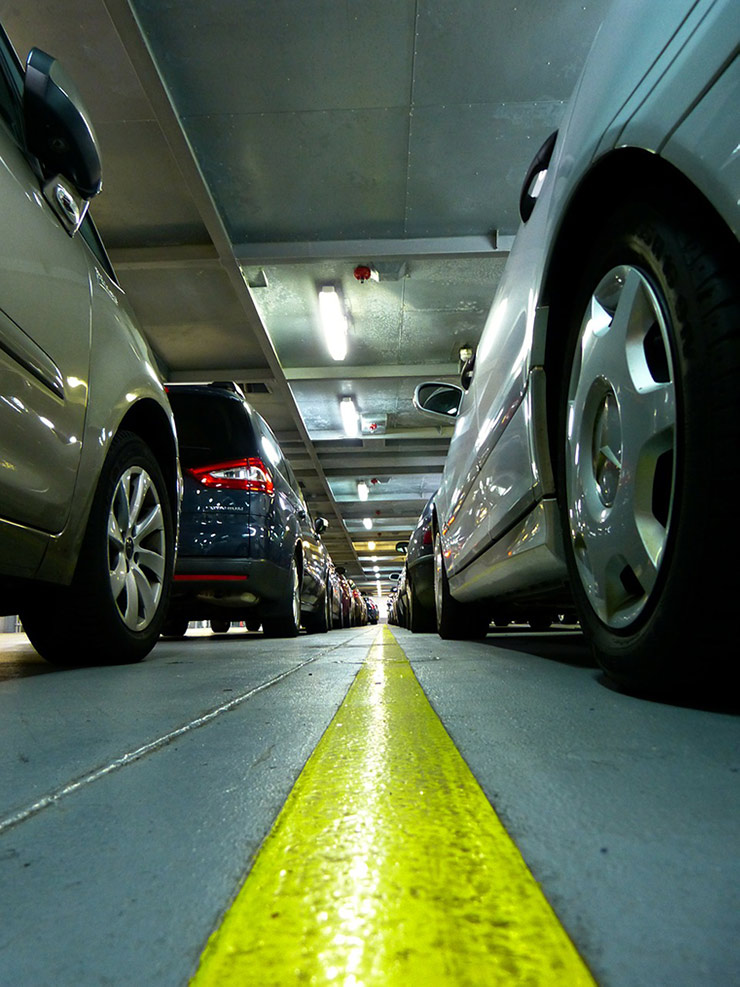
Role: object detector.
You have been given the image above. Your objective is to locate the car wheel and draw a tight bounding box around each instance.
[433,531,488,640]
[304,579,330,634]
[408,578,435,633]
[211,619,231,634]
[21,431,174,666]
[262,554,301,638]
[558,192,739,692]
[245,618,262,632]
[161,618,189,638]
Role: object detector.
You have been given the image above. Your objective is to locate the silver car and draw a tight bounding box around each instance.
[415,0,739,693]
[0,27,179,665]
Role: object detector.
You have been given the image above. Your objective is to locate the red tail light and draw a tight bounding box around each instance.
[422,526,433,545]
[188,458,274,494]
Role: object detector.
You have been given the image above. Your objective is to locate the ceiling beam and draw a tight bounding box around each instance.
[167,369,276,384]
[234,235,515,263]
[284,363,458,380]
[301,427,454,441]
[107,244,220,269]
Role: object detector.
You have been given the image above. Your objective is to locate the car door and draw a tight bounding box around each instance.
[0,40,90,535]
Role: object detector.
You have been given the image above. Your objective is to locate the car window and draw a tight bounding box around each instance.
[255,412,309,508]
[168,392,258,468]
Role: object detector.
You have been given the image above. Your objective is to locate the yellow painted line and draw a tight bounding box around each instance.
[192,626,595,985]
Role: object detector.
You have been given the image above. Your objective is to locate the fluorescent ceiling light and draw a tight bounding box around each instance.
[367,541,376,550]
[339,396,359,437]
[357,481,369,501]
[363,517,373,530]
[319,286,348,361]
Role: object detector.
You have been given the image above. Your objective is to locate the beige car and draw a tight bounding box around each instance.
[0,27,179,666]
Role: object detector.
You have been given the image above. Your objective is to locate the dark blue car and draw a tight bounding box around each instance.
[164,383,330,637]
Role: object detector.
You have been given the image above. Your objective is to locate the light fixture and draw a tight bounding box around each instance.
[357,480,369,501]
[319,286,348,361]
[363,518,373,530]
[339,396,359,437]
[367,541,376,550]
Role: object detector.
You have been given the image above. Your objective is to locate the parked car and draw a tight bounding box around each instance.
[397,497,436,633]
[414,0,739,693]
[386,583,403,627]
[363,595,379,625]
[331,565,354,627]
[348,580,368,626]
[164,383,330,636]
[0,29,179,666]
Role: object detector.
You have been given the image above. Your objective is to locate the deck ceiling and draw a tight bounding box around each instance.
[1,0,611,591]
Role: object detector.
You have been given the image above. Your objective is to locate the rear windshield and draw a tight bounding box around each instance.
[168,391,258,468]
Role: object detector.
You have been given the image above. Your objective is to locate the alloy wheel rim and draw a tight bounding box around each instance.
[565,265,677,629]
[107,466,166,631]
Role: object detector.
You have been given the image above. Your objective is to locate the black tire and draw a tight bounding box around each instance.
[407,577,435,633]
[433,531,489,640]
[210,619,231,635]
[245,618,261,633]
[161,617,189,638]
[21,431,175,666]
[304,580,330,634]
[262,555,301,638]
[556,189,739,693]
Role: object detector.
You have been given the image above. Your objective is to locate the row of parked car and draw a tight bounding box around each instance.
[0,26,376,667]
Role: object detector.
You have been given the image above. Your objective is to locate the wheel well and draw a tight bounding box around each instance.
[118,399,178,516]
[540,147,738,474]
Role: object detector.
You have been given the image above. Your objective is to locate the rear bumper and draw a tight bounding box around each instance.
[169,556,291,619]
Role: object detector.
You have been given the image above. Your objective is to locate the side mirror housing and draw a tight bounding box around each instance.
[315,517,329,535]
[413,381,464,421]
[24,47,102,200]
[395,541,409,556]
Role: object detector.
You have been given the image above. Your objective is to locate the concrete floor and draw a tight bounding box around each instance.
[0,624,737,985]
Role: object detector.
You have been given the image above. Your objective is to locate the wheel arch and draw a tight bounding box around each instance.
[540,146,739,475]
[118,398,179,519]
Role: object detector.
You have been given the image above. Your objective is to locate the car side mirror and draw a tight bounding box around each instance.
[395,541,408,556]
[519,130,557,223]
[335,565,346,576]
[413,381,464,421]
[24,48,102,201]
[460,353,476,391]
[315,517,329,535]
